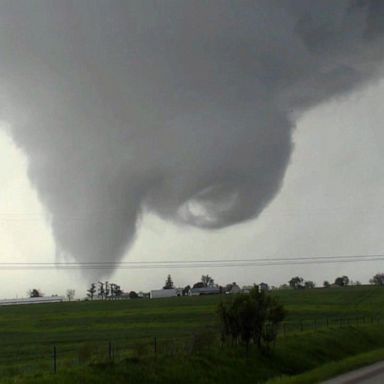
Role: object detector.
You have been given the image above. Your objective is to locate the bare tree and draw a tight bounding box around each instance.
[87,283,96,300]
[97,281,105,299]
[201,275,214,287]
[110,283,123,299]
[66,289,75,301]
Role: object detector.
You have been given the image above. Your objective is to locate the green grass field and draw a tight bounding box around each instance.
[1,285,384,382]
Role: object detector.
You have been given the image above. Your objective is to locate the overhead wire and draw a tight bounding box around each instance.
[0,253,384,270]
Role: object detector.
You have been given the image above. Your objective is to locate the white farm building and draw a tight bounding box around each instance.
[150,289,181,299]
[0,296,65,306]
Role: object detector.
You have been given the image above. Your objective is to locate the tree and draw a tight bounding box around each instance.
[129,291,139,299]
[182,285,191,296]
[218,286,285,351]
[115,285,123,298]
[370,273,384,286]
[201,275,214,287]
[105,281,110,299]
[304,281,315,289]
[163,274,174,289]
[110,283,123,299]
[334,275,349,287]
[66,289,75,301]
[97,281,105,299]
[28,289,43,298]
[110,283,116,298]
[87,283,96,300]
[193,282,205,289]
[323,281,330,288]
[289,276,304,289]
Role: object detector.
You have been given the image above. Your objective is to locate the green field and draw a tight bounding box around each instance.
[1,285,384,382]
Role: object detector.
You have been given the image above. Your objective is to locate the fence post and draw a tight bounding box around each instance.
[154,336,157,355]
[108,341,112,361]
[52,344,57,374]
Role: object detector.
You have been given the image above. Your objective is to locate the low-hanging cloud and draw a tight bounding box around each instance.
[0,1,383,274]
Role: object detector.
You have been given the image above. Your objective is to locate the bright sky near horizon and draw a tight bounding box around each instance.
[1,77,384,300]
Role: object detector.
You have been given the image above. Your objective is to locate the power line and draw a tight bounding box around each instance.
[0,253,382,264]
[0,253,384,270]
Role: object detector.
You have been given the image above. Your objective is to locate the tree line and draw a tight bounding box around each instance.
[86,281,123,300]
[27,271,384,301]
[286,273,384,289]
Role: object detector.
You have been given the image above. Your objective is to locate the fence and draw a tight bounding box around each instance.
[0,333,210,378]
[279,314,383,336]
[1,315,383,378]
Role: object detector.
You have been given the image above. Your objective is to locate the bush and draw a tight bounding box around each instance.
[218,286,285,351]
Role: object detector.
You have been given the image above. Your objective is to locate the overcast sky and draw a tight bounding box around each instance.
[1,1,384,299]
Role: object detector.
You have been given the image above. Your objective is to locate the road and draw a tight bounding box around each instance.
[322,361,384,384]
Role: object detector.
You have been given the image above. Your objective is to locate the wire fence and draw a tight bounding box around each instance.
[0,315,383,378]
[279,314,383,336]
[0,334,204,378]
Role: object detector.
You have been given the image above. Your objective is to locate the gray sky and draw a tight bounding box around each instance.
[1,1,384,298]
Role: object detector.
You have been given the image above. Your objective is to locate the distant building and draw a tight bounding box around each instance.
[225,282,241,294]
[138,291,150,299]
[242,285,253,293]
[150,289,180,299]
[241,284,269,293]
[0,296,65,306]
[189,286,220,296]
[259,282,269,291]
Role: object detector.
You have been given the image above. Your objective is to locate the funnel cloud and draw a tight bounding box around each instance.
[0,1,383,273]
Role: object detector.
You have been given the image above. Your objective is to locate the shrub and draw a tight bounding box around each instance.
[218,286,285,351]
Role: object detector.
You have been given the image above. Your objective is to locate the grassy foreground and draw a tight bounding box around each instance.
[3,326,384,384]
[1,285,384,382]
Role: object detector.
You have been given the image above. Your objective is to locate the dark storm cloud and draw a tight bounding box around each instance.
[0,1,383,273]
